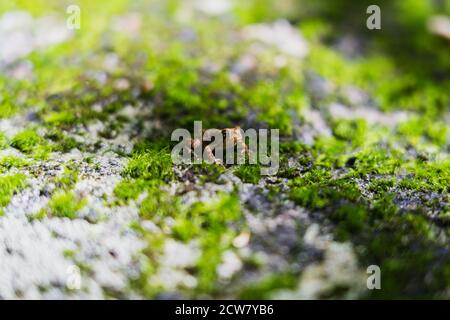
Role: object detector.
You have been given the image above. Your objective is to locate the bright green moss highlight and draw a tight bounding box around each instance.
[45,129,78,153]
[0,174,27,214]
[398,116,448,147]
[290,176,361,210]
[350,149,403,176]
[172,193,241,242]
[0,132,7,149]
[187,193,242,293]
[114,178,149,202]
[10,129,43,153]
[332,119,367,147]
[124,148,174,182]
[42,111,76,127]
[400,159,450,193]
[47,191,87,219]
[0,156,29,174]
[135,192,244,297]
[140,185,180,220]
[367,177,395,194]
[10,129,51,159]
[0,102,19,119]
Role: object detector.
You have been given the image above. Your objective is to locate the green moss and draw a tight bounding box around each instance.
[32,209,47,221]
[276,142,313,178]
[124,148,174,182]
[188,193,242,293]
[113,178,148,202]
[47,191,86,219]
[371,193,399,219]
[401,160,450,193]
[332,119,367,147]
[63,249,76,258]
[0,102,19,119]
[43,111,76,127]
[190,163,226,184]
[399,116,448,147]
[151,59,247,131]
[0,78,37,119]
[0,156,29,174]
[0,132,7,149]
[140,185,180,220]
[233,0,301,24]
[350,149,402,176]
[10,129,43,153]
[363,212,448,299]
[245,79,304,135]
[289,167,363,211]
[0,174,27,211]
[234,164,261,184]
[10,129,50,159]
[239,273,297,299]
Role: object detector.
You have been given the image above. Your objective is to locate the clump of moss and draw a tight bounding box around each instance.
[114,145,175,204]
[135,192,244,297]
[0,156,29,174]
[0,132,7,149]
[150,55,247,132]
[42,111,76,127]
[288,148,449,297]
[140,185,180,220]
[175,193,242,293]
[45,129,78,153]
[0,77,37,119]
[349,148,403,176]
[398,116,448,147]
[234,164,261,184]
[113,178,149,203]
[47,191,86,219]
[331,118,367,147]
[55,166,79,190]
[289,167,361,210]
[10,129,50,159]
[10,129,43,153]
[0,173,27,215]
[400,159,450,193]
[276,142,313,178]
[124,147,174,182]
[367,177,395,194]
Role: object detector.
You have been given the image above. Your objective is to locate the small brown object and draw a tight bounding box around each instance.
[185,127,250,165]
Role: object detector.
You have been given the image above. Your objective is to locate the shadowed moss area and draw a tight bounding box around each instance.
[0,0,448,299]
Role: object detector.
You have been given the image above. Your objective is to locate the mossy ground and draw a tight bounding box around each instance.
[0,0,448,299]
